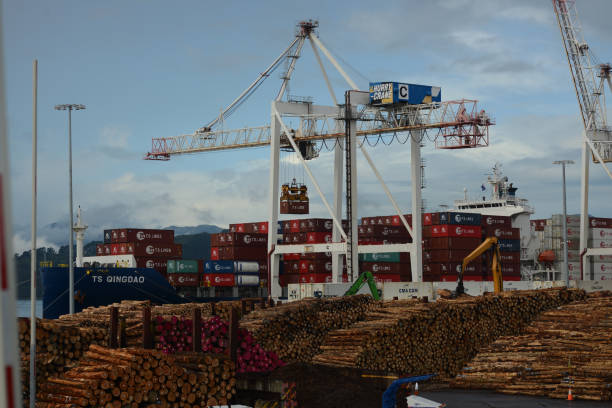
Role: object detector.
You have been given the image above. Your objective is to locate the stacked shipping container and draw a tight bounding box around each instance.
[358,215,412,283]
[97,228,180,275]
[209,223,269,288]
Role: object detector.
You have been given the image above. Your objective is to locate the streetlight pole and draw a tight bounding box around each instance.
[553,160,574,287]
[54,104,85,314]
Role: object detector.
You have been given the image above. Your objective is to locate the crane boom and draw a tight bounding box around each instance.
[146,99,492,159]
[553,0,612,161]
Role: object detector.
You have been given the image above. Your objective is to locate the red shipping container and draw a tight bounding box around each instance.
[424,262,480,275]
[220,246,267,261]
[589,217,612,228]
[283,261,301,274]
[111,228,174,244]
[210,247,220,260]
[300,273,333,284]
[499,252,520,264]
[202,274,235,287]
[280,274,300,286]
[299,260,332,274]
[358,225,411,238]
[134,257,170,273]
[431,225,482,238]
[254,221,268,234]
[482,227,520,240]
[306,232,333,244]
[167,273,200,287]
[481,215,512,228]
[440,275,484,282]
[361,217,373,226]
[284,233,307,244]
[424,249,471,263]
[423,212,440,226]
[283,253,301,261]
[96,244,105,256]
[371,273,401,283]
[217,232,267,247]
[530,219,547,231]
[504,276,521,281]
[427,237,482,250]
[211,234,220,247]
[301,251,333,260]
[447,262,482,275]
[118,242,182,258]
[288,219,301,233]
[360,262,409,274]
[390,214,412,226]
[500,263,521,276]
[299,218,334,232]
[231,224,246,233]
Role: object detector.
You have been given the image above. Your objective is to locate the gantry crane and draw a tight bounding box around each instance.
[553,0,612,278]
[145,20,494,298]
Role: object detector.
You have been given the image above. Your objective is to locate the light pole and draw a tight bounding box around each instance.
[553,160,574,287]
[55,103,85,314]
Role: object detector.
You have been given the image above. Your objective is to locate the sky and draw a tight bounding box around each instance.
[3,0,612,253]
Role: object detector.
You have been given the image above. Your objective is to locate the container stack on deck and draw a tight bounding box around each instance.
[359,214,413,282]
[208,222,269,294]
[281,218,347,284]
[531,215,612,280]
[97,228,181,275]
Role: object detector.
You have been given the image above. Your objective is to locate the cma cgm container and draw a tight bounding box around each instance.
[369,82,441,106]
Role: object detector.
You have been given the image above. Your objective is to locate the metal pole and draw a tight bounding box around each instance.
[579,137,589,279]
[68,108,74,314]
[410,132,423,282]
[29,59,37,408]
[562,163,569,287]
[0,1,23,402]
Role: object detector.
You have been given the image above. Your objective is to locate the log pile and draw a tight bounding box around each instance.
[18,318,106,402]
[240,295,377,362]
[312,288,587,376]
[56,299,268,346]
[34,345,236,407]
[450,292,612,401]
[155,315,285,373]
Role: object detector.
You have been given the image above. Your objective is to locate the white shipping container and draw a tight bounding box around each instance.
[235,275,259,286]
[592,272,612,281]
[590,239,612,249]
[590,228,612,242]
[592,263,612,274]
[234,261,259,273]
[566,227,580,239]
[593,254,612,262]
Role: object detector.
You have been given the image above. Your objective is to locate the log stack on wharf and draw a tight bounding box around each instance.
[34,345,236,408]
[450,292,612,401]
[311,288,587,376]
[240,295,377,362]
[18,318,106,402]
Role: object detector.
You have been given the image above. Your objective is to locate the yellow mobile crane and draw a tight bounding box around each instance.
[455,237,503,296]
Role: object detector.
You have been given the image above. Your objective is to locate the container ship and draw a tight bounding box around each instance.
[42,165,612,317]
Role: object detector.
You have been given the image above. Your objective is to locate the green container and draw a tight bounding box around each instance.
[358,252,402,263]
[167,260,199,274]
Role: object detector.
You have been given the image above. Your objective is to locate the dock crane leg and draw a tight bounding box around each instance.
[268,103,282,298]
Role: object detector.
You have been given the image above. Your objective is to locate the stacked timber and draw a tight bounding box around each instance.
[56,299,267,346]
[18,318,106,402]
[240,295,377,362]
[155,315,285,373]
[35,345,236,407]
[312,288,586,376]
[450,293,612,401]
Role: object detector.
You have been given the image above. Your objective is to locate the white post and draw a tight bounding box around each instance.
[579,134,590,280]
[410,132,423,282]
[74,207,87,267]
[268,102,281,298]
[68,107,74,314]
[29,59,38,408]
[0,0,24,400]
[562,163,569,286]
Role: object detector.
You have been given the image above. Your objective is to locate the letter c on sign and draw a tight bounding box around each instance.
[399,84,408,99]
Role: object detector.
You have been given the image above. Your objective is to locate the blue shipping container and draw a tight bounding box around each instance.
[498,239,520,252]
[369,82,441,106]
[439,212,482,226]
